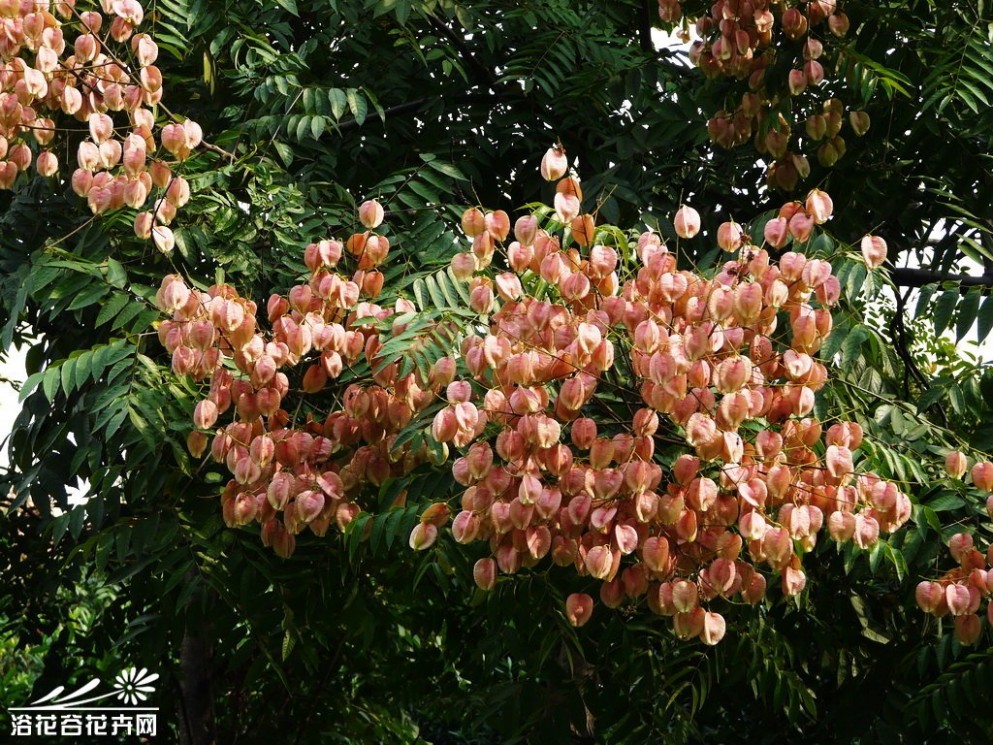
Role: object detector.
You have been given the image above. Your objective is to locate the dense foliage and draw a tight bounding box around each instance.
[3,1,993,743]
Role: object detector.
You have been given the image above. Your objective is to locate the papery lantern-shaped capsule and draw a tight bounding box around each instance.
[674,205,701,239]
[36,151,58,177]
[589,245,617,277]
[849,110,870,136]
[700,611,726,645]
[946,584,973,616]
[451,252,476,281]
[945,451,968,480]
[954,614,982,645]
[469,284,493,314]
[741,571,766,604]
[829,12,851,37]
[193,399,218,429]
[358,199,384,229]
[717,221,743,252]
[788,69,807,96]
[571,417,597,450]
[671,579,698,613]
[187,430,208,458]
[673,607,705,640]
[514,215,538,245]
[782,566,807,596]
[949,533,974,564]
[473,557,497,590]
[431,407,458,442]
[554,192,581,222]
[152,225,175,254]
[507,241,534,273]
[971,461,993,491]
[762,526,792,566]
[860,235,887,269]
[714,356,751,393]
[485,210,510,242]
[739,511,767,541]
[805,189,833,224]
[461,207,486,237]
[642,536,670,573]
[763,216,789,248]
[447,380,472,403]
[452,510,481,544]
[853,514,879,549]
[409,522,439,550]
[565,593,594,627]
[633,408,659,437]
[673,455,699,485]
[915,581,944,613]
[827,510,856,543]
[615,524,639,555]
[540,145,568,181]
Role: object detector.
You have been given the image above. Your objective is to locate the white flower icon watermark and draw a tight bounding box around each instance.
[112,668,159,706]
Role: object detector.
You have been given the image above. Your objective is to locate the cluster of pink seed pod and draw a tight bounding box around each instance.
[0,0,200,251]
[156,147,926,645]
[657,0,870,190]
[154,199,460,559]
[914,458,993,645]
[403,148,912,644]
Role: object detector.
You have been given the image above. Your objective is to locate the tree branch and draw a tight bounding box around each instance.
[890,266,993,288]
[640,0,654,53]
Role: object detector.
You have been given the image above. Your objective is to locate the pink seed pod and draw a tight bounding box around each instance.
[945,584,972,616]
[473,558,497,590]
[717,221,744,251]
[971,461,993,491]
[674,205,701,239]
[408,522,439,550]
[642,536,670,573]
[673,607,704,640]
[945,451,968,479]
[565,593,594,627]
[540,145,568,181]
[915,581,944,613]
[948,533,974,564]
[152,225,175,254]
[954,614,982,645]
[805,189,833,224]
[358,199,384,229]
[671,579,698,613]
[700,611,726,645]
[763,217,789,248]
[860,235,887,269]
[485,210,511,242]
[36,151,57,177]
[804,60,825,86]
[514,215,538,245]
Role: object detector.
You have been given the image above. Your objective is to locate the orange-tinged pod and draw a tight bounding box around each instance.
[565,593,594,627]
[570,214,596,247]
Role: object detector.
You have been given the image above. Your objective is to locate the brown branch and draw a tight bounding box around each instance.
[198,139,238,163]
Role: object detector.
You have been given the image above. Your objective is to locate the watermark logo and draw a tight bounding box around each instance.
[8,667,159,738]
